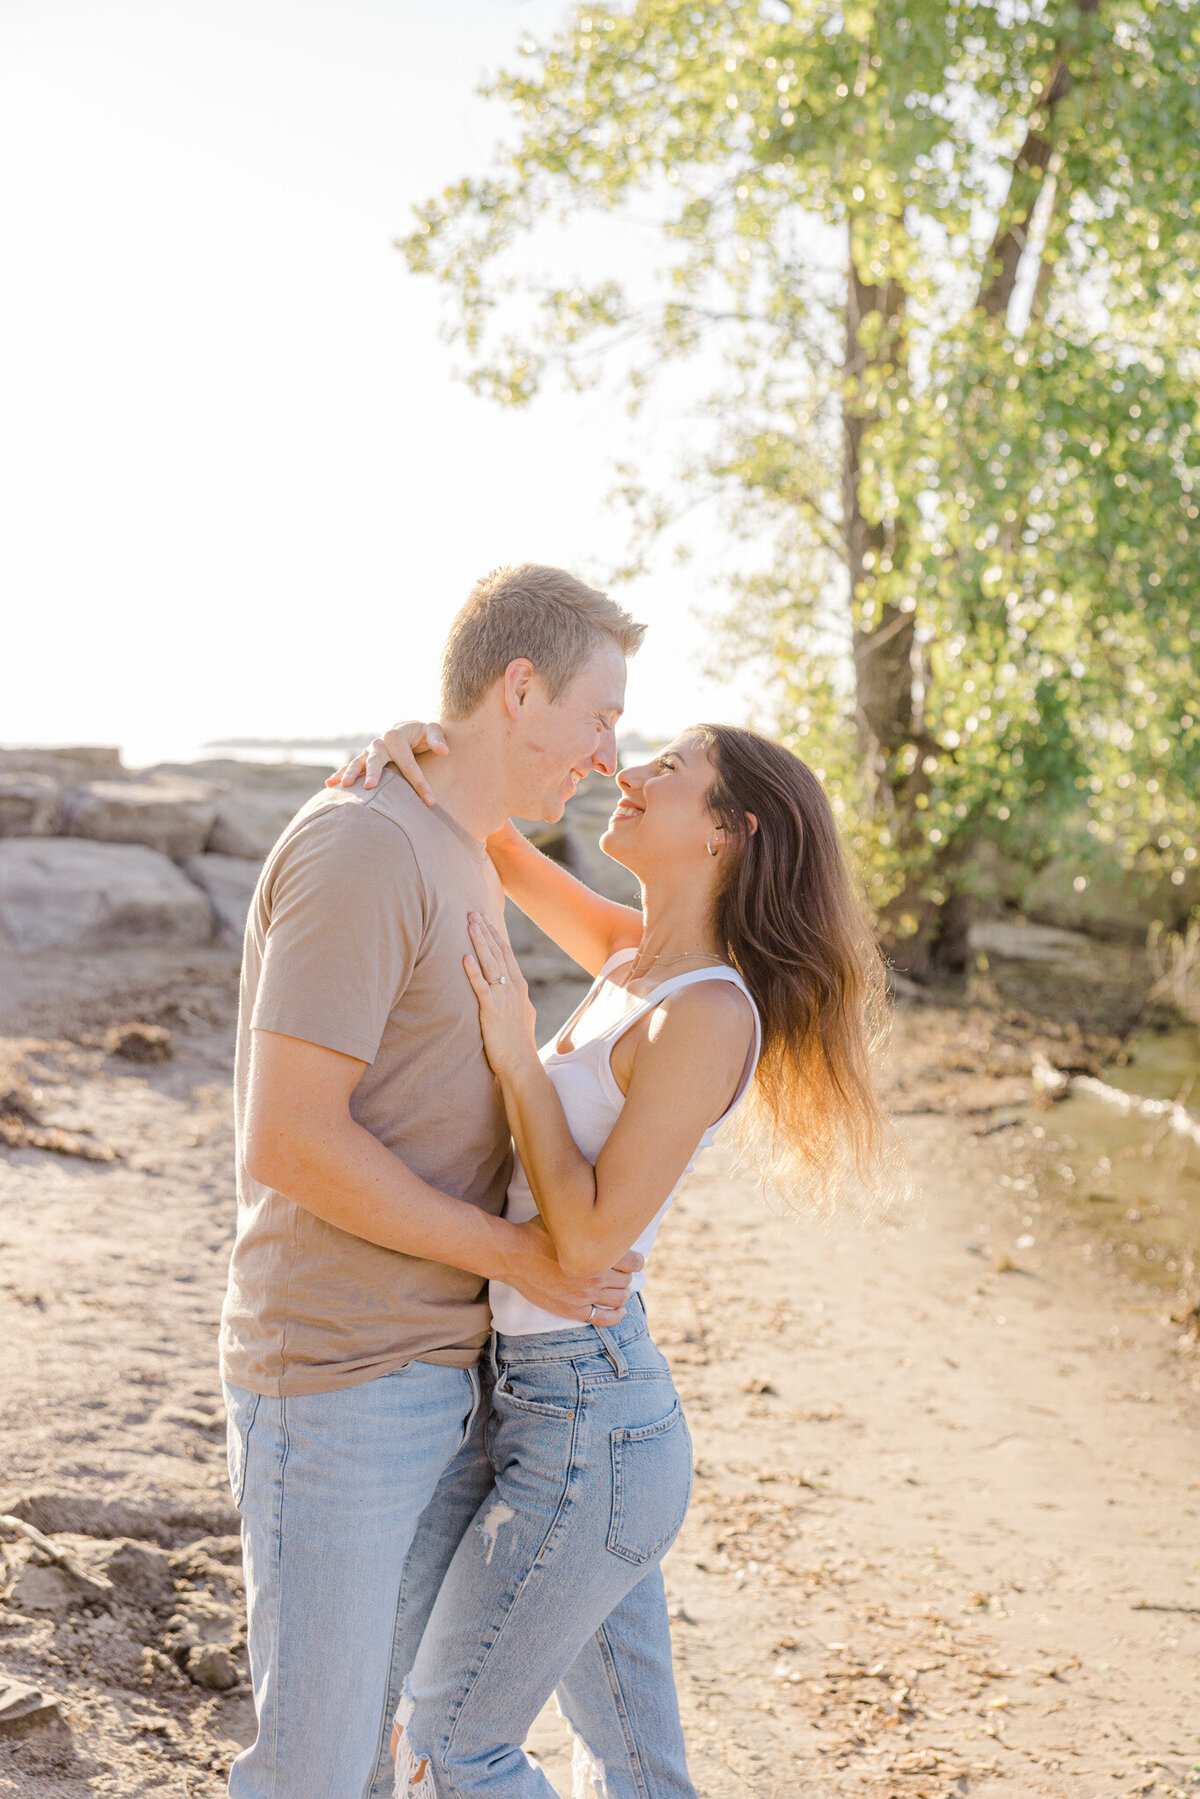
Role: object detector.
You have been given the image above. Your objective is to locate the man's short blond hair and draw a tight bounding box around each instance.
[441,563,646,720]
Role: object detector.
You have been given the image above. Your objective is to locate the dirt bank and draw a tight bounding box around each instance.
[0,944,1197,1797]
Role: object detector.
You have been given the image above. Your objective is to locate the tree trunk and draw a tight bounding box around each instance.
[843,247,913,763]
[876,15,1098,978]
[841,230,952,976]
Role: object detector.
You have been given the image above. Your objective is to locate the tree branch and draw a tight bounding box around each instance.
[977,0,1099,319]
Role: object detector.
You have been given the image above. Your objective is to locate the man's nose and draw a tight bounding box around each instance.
[592,729,618,778]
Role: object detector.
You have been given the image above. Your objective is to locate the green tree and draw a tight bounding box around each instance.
[402,0,1200,973]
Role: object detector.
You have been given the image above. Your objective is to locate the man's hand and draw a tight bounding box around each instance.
[502,1216,643,1325]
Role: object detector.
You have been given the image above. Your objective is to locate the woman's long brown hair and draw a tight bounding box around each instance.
[697,724,896,1207]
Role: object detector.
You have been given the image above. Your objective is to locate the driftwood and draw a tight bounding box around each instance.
[0,1512,113,1598]
[0,1086,121,1162]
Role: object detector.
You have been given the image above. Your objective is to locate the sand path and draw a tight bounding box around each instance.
[0,967,1196,1797]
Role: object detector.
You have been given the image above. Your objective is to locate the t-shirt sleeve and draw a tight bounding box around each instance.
[250,805,425,1064]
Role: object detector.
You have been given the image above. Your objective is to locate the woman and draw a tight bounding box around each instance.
[330,720,890,1799]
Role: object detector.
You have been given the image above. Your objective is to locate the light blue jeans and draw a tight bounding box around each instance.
[225,1310,695,1799]
[394,1299,698,1799]
[224,1360,484,1799]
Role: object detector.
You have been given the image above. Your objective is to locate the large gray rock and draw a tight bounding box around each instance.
[208,789,307,859]
[0,745,123,778]
[185,853,260,942]
[0,773,60,837]
[0,839,214,953]
[63,776,220,862]
[146,760,325,859]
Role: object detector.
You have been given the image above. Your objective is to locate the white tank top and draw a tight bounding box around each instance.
[489,948,762,1337]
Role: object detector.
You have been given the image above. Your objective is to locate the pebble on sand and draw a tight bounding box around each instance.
[185,1644,239,1691]
[0,1675,63,1741]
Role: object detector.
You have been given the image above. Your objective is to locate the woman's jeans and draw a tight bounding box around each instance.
[394,1298,698,1799]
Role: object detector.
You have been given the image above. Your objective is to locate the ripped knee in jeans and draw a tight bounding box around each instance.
[553,1696,610,1799]
[391,1684,437,1799]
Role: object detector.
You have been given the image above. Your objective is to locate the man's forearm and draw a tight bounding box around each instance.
[249,1112,524,1281]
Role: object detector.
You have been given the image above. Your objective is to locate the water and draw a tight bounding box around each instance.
[129,736,364,772]
[1036,1020,1200,1297]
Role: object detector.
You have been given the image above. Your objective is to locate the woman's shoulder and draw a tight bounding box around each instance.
[650,974,757,1047]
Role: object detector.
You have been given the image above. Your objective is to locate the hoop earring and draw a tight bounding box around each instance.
[706,838,719,857]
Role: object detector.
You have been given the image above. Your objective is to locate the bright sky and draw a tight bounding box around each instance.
[0,0,745,767]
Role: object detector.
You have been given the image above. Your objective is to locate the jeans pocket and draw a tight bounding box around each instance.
[494,1361,577,1419]
[224,1385,260,1510]
[607,1399,693,1566]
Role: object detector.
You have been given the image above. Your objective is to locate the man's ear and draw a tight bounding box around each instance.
[502,658,536,719]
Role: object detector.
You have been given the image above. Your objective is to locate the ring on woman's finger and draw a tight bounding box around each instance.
[488,974,506,986]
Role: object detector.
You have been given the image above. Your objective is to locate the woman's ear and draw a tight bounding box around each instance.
[744,813,759,837]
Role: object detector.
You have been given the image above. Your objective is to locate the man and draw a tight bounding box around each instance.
[220,565,646,1797]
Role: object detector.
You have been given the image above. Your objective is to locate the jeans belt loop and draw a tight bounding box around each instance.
[593,1323,628,1377]
[488,1332,501,1384]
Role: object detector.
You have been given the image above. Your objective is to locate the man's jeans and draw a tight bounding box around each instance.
[226,1330,695,1799]
[395,1300,698,1799]
[224,1362,483,1799]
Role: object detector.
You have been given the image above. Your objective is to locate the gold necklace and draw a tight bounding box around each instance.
[628,946,726,982]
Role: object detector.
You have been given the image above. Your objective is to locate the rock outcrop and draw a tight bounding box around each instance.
[63,777,221,863]
[185,853,261,943]
[0,745,123,778]
[150,761,326,860]
[208,790,308,859]
[0,751,636,984]
[0,840,214,953]
[0,773,60,837]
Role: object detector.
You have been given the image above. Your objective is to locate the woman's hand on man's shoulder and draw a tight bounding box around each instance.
[326,722,449,804]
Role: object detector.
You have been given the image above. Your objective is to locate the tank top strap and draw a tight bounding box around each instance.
[600,963,761,1066]
[552,946,638,1053]
[611,961,757,1019]
[594,963,762,1122]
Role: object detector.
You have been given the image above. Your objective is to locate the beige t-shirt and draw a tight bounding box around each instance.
[219,768,512,1398]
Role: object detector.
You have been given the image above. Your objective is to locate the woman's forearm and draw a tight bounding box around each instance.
[483,819,540,887]
[485,821,642,978]
[497,1057,609,1272]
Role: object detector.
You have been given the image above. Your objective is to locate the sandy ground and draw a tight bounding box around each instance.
[0,947,1197,1798]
